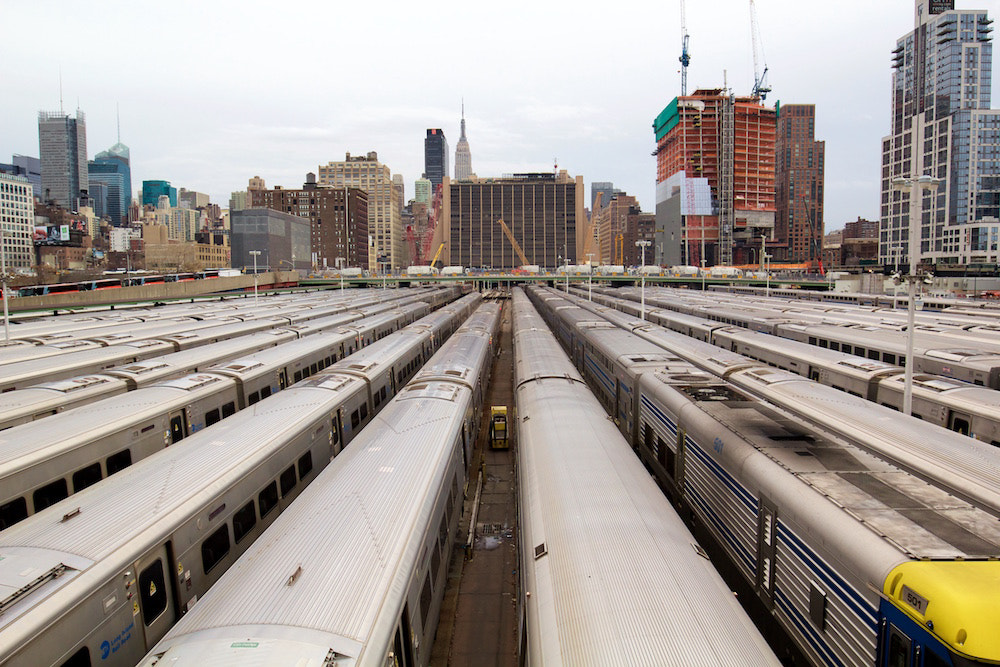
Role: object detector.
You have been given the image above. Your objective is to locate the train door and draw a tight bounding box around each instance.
[133,544,178,649]
[331,410,343,456]
[948,412,971,436]
[389,604,416,667]
[809,366,820,382]
[278,369,288,391]
[167,410,188,444]
[755,496,778,607]
[881,623,913,667]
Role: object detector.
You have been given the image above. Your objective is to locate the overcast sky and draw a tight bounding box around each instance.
[3,0,998,232]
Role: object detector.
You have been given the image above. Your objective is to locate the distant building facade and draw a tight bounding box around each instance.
[0,155,42,197]
[38,110,88,209]
[142,180,177,208]
[250,174,370,270]
[595,194,640,265]
[591,181,623,210]
[774,104,825,266]
[179,189,210,210]
[230,208,311,272]
[318,152,401,271]
[424,129,449,190]
[414,178,432,204]
[880,0,999,268]
[0,172,35,270]
[88,142,131,225]
[439,171,586,270]
[653,90,777,267]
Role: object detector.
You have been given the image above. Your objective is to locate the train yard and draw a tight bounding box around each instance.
[2,283,1000,666]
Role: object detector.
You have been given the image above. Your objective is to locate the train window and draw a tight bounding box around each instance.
[222,402,236,418]
[808,337,817,345]
[887,625,912,667]
[0,497,28,530]
[58,646,90,667]
[33,479,69,512]
[438,514,448,551]
[419,572,433,629]
[106,449,132,475]
[381,387,388,401]
[310,362,318,375]
[657,437,667,467]
[868,350,880,360]
[884,354,897,365]
[248,391,260,406]
[201,525,231,574]
[855,347,866,357]
[72,463,103,493]
[232,501,257,544]
[259,482,279,517]
[830,342,840,351]
[169,415,186,443]
[297,451,313,479]
[643,424,652,451]
[374,391,382,408]
[294,370,303,383]
[351,409,361,429]
[431,540,442,583]
[138,559,168,625]
[841,344,853,354]
[205,408,221,426]
[819,339,829,348]
[261,386,272,399]
[360,404,369,420]
[280,465,297,496]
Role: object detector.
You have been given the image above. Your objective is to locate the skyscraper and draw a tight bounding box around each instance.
[142,180,177,208]
[38,110,88,209]
[880,0,998,268]
[454,105,472,180]
[318,152,402,271]
[0,172,35,271]
[424,129,449,190]
[775,105,825,267]
[89,142,131,225]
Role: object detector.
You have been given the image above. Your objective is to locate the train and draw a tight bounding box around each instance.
[574,286,1000,445]
[511,289,779,664]
[0,297,469,530]
[527,286,1000,667]
[137,303,501,666]
[0,295,482,666]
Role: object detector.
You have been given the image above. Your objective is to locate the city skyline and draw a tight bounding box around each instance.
[3,0,998,233]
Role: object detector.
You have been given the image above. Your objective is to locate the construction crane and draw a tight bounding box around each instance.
[679,0,691,96]
[496,219,529,267]
[429,242,445,269]
[750,0,771,100]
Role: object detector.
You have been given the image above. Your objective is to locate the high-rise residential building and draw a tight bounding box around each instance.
[142,180,177,208]
[653,90,777,267]
[880,0,999,268]
[424,129,449,190]
[318,152,401,271]
[774,104,825,267]
[250,173,369,270]
[414,178,432,204]
[179,188,210,210]
[439,171,586,270]
[0,173,35,271]
[454,106,473,180]
[88,142,131,226]
[38,110,88,209]
[594,194,640,265]
[0,156,42,198]
[229,190,250,212]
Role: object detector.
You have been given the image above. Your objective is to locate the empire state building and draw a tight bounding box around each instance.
[455,104,473,180]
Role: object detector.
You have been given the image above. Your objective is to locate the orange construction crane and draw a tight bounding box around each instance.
[497,219,529,267]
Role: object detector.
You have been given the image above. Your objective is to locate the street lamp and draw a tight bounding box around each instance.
[1,226,10,344]
[892,174,941,416]
[636,240,651,320]
[249,250,261,308]
[586,252,594,301]
[764,253,772,297]
[700,258,706,292]
[336,257,345,291]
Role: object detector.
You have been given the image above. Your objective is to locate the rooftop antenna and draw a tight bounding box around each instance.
[59,67,64,113]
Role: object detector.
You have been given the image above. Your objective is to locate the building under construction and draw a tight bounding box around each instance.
[653,89,777,267]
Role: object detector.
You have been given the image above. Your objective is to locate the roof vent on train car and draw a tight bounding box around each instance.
[534,543,547,560]
[679,385,746,402]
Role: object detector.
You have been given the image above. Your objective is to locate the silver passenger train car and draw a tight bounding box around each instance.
[138,303,501,667]
[0,301,440,530]
[0,297,480,667]
[529,287,1000,667]
[511,290,779,665]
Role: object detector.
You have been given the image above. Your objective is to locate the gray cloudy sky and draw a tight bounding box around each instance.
[3,0,998,231]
